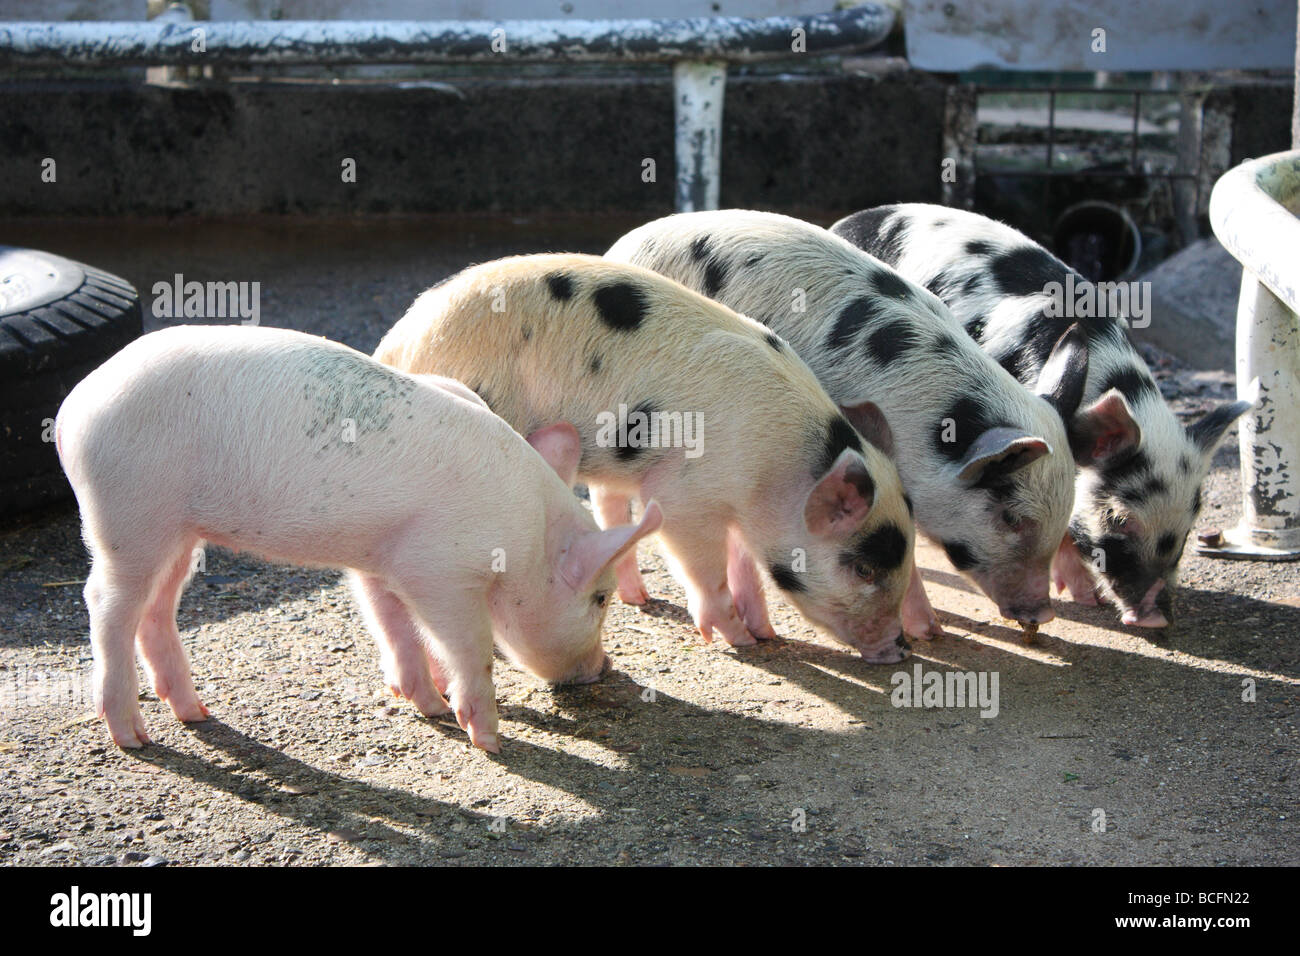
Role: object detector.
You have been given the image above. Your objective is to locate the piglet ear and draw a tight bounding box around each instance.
[1186,396,1253,453]
[527,422,583,488]
[1035,323,1090,420]
[840,401,895,457]
[562,501,664,593]
[957,427,1051,482]
[804,449,875,537]
[1068,389,1141,466]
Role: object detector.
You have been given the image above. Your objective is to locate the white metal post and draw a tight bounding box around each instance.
[672,60,726,212]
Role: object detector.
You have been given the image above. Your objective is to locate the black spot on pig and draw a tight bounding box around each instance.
[935,397,1007,462]
[765,333,784,352]
[827,297,882,351]
[1192,488,1203,515]
[942,540,978,571]
[872,269,914,301]
[1101,366,1158,406]
[546,272,575,301]
[703,257,728,297]
[865,320,921,366]
[1156,532,1178,556]
[588,354,603,375]
[962,274,983,296]
[521,325,533,342]
[1179,455,1192,474]
[835,208,908,265]
[933,333,963,359]
[815,415,865,480]
[841,523,909,574]
[990,246,1063,297]
[1143,475,1168,498]
[1102,448,1151,486]
[1096,534,1147,602]
[769,562,808,593]
[745,253,766,268]
[594,282,648,332]
[614,400,658,461]
[690,235,712,261]
[925,270,961,299]
[965,239,995,258]
[992,342,1040,384]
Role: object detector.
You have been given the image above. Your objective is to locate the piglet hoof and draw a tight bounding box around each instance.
[453,701,501,753]
[697,608,754,647]
[104,710,152,750]
[618,583,650,606]
[615,564,650,606]
[388,681,451,718]
[903,611,944,642]
[167,696,210,724]
[1121,608,1169,629]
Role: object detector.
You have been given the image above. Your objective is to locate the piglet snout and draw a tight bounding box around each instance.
[571,652,613,685]
[1122,579,1169,628]
[1000,602,1055,626]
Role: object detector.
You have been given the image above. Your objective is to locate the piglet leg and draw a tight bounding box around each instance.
[135,539,209,724]
[1052,535,1100,605]
[901,565,945,640]
[350,572,451,718]
[86,564,154,749]
[726,529,779,642]
[590,486,650,605]
[658,521,755,647]
[402,590,501,753]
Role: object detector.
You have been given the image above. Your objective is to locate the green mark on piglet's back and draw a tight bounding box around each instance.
[295,348,417,444]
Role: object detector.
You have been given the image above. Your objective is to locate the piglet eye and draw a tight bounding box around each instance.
[853,563,875,584]
[594,592,608,608]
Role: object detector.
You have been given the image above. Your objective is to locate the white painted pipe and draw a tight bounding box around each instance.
[1203,149,1300,559]
[673,60,726,212]
[0,8,894,67]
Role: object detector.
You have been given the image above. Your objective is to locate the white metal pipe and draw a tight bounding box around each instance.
[1203,149,1300,559]
[0,8,894,67]
[673,60,726,212]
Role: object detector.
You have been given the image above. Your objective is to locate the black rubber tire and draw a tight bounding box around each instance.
[0,247,142,518]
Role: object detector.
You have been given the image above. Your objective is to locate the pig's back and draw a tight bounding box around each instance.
[58,325,524,561]
[376,254,837,475]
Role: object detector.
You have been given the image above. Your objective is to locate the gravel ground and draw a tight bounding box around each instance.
[0,218,1296,866]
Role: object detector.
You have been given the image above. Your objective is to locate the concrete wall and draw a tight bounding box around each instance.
[0,67,948,218]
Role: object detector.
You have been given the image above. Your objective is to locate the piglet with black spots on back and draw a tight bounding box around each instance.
[608,211,1084,636]
[374,254,917,663]
[833,204,1253,627]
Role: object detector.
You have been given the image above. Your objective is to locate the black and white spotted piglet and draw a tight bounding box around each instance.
[832,204,1251,627]
[608,210,1088,635]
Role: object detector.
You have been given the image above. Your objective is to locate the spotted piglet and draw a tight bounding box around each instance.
[374,254,917,663]
[833,204,1251,627]
[607,210,1087,635]
[57,325,662,752]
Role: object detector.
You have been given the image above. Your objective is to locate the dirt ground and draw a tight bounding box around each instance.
[0,218,1296,866]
